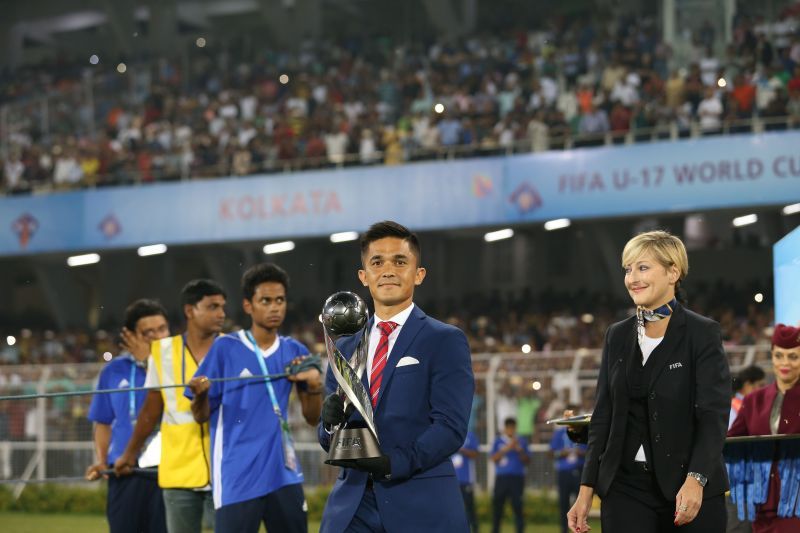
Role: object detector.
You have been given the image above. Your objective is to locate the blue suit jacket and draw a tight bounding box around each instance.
[318,305,475,533]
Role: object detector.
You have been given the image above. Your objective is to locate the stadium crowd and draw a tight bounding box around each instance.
[2,13,800,194]
[0,282,774,367]
[0,265,776,446]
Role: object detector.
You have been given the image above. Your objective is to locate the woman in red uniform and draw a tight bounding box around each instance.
[728,324,800,532]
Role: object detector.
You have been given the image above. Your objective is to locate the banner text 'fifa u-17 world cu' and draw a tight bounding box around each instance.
[1,131,799,256]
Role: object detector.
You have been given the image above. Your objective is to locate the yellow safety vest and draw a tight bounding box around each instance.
[150,335,211,489]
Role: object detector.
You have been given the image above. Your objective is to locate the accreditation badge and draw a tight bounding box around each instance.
[280,419,298,471]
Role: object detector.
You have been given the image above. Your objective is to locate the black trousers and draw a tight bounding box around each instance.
[107,472,166,533]
[492,475,524,533]
[556,469,582,533]
[460,484,479,533]
[601,467,726,533]
[214,483,307,533]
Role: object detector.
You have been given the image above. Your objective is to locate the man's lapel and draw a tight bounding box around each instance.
[332,321,372,417]
[358,317,374,391]
[351,315,375,388]
[375,305,426,409]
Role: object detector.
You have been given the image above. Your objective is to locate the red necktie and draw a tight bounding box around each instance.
[369,321,398,408]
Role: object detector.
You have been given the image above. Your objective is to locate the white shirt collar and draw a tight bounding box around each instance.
[120,352,147,368]
[238,330,281,357]
[372,302,415,329]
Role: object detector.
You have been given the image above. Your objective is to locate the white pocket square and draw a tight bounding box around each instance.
[396,356,420,367]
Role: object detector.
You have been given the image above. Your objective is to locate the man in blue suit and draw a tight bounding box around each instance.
[318,220,475,533]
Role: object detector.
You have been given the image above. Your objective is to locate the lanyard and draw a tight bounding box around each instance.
[181,334,188,386]
[244,331,284,419]
[181,333,218,384]
[128,362,137,420]
[245,330,298,471]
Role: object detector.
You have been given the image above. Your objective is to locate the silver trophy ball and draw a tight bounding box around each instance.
[321,291,368,336]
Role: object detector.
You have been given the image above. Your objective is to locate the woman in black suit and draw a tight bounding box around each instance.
[567,230,730,532]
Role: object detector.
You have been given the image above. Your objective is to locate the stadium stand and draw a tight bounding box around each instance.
[2,12,800,193]
[0,3,798,521]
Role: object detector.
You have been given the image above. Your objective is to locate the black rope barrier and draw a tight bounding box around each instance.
[0,354,323,403]
[0,468,155,485]
[0,477,93,484]
[0,355,324,489]
[0,372,293,402]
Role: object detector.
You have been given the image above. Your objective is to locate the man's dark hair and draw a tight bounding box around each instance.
[738,365,766,387]
[504,417,517,427]
[124,299,168,332]
[180,279,227,307]
[241,263,290,301]
[360,220,421,264]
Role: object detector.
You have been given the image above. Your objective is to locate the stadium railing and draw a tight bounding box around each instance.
[0,343,774,496]
[0,100,800,193]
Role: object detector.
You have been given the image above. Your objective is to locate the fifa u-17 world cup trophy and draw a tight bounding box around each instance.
[320,291,382,467]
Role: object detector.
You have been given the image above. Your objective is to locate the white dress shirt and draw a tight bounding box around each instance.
[366,303,415,386]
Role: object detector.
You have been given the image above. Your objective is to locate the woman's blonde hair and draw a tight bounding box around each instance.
[621,230,689,281]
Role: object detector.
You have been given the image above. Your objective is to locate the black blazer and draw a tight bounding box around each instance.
[580,304,731,500]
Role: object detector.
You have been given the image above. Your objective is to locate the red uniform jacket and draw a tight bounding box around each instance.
[728,381,800,532]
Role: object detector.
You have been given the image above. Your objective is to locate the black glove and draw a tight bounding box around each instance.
[321,393,356,427]
[351,455,392,480]
[566,425,589,444]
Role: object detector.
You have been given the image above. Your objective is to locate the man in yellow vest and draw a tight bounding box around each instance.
[114,279,227,533]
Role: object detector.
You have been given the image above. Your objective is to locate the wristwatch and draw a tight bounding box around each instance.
[687,472,707,487]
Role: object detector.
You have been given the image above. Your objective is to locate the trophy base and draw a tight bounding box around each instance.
[325,426,382,466]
